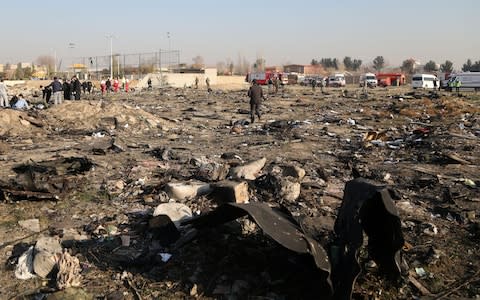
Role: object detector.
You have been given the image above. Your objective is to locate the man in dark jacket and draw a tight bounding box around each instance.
[49,77,63,105]
[63,79,71,100]
[71,76,81,100]
[247,79,265,123]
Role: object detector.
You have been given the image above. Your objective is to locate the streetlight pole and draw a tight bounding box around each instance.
[68,42,75,77]
[167,32,171,69]
[106,35,115,79]
[53,49,57,74]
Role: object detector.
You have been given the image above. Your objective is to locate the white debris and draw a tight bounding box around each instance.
[15,246,36,280]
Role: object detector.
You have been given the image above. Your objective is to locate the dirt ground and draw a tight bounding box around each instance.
[0,82,479,299]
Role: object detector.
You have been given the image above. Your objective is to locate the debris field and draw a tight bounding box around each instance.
[0,84,479,299]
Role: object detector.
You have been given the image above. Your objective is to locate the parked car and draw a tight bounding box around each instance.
[327,74,346,87]
[359,73,378,88]
[300,76,325,87]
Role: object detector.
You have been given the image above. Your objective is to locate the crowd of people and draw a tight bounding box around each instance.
[100,77,130,95]
[0,75,131,111]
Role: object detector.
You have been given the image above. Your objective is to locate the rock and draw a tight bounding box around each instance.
[279,179,301,202]
[33,251,57,278]
[467,211,476,221]
[197,161,230,181]
[211,180,249,204]
[61,228,89,245]
[229,157,267,180]
[113,180,125,191]
[35,236,62,254]
[32,236,63,278]
[165,181,212,200]
[282,165,306,181]
[20,119,31,126]
[18,219,41,233]
[256,173,301,202]
[153,202,193,227]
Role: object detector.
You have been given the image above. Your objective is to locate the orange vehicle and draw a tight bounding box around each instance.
[376,73,406,87]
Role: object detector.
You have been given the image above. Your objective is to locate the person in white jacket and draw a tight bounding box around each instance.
[0,78,9,107]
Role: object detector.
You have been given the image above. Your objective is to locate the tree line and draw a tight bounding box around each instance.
[308,56,478,74]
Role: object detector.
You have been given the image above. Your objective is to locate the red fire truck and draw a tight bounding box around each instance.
[245,72,287,85]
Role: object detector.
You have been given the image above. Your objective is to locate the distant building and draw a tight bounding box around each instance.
[283,64,325,75]
[265,66,283,73]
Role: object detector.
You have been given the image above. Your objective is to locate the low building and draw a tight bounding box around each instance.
[283,64,325,75]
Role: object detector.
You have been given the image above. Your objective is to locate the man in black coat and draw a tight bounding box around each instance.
[71,76,81,100]
[247,79,265,123]
[63,79,71,100]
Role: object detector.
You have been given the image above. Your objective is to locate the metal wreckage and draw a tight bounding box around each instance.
[151,177,406,299]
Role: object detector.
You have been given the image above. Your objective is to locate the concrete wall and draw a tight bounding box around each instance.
[137,68,218,88]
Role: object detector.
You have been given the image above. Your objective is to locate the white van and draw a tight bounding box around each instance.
[412,74,439,89]
[359,73,378,87]
[447,72,480,91]
[327,73,346,87]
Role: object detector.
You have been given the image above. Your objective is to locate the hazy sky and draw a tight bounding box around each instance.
[1,0,478,70]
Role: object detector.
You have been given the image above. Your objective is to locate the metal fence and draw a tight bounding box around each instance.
[69,50,180,80]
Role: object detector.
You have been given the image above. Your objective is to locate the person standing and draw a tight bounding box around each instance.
[247,79,265,123]
[455,78,462,95]
[311,78,317,92]
[49,77,63,105]
[0,78,9,107]
[194,77,199,89]
[205,77,211,92]
[44,85,52,103]
[63,79,71,100]
[113,77,119,92]
[87,81,93,94]
[100,79,107,95]
[106,78,112,93]
[147,78,152,90]
[71,76,81,100]
[273,76,279,94]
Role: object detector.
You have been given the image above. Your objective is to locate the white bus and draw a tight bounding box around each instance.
[412,74,439,89]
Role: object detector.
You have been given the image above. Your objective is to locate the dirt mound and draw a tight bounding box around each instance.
[0,109,45,137]
[42,101,171,133]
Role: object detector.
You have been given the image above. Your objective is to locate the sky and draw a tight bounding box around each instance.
[1,0,478,71]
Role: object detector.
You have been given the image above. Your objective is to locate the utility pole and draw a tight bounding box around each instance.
[53,49,57,74]
[106,35,115,79]
[68,42,75,77]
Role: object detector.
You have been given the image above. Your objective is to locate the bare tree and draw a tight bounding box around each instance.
[401,58,416,74]
[440,60,453,73]
[424,60,438,72]
[373,56,385,71]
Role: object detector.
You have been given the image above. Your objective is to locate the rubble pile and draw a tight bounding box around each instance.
[0,86,479,299]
